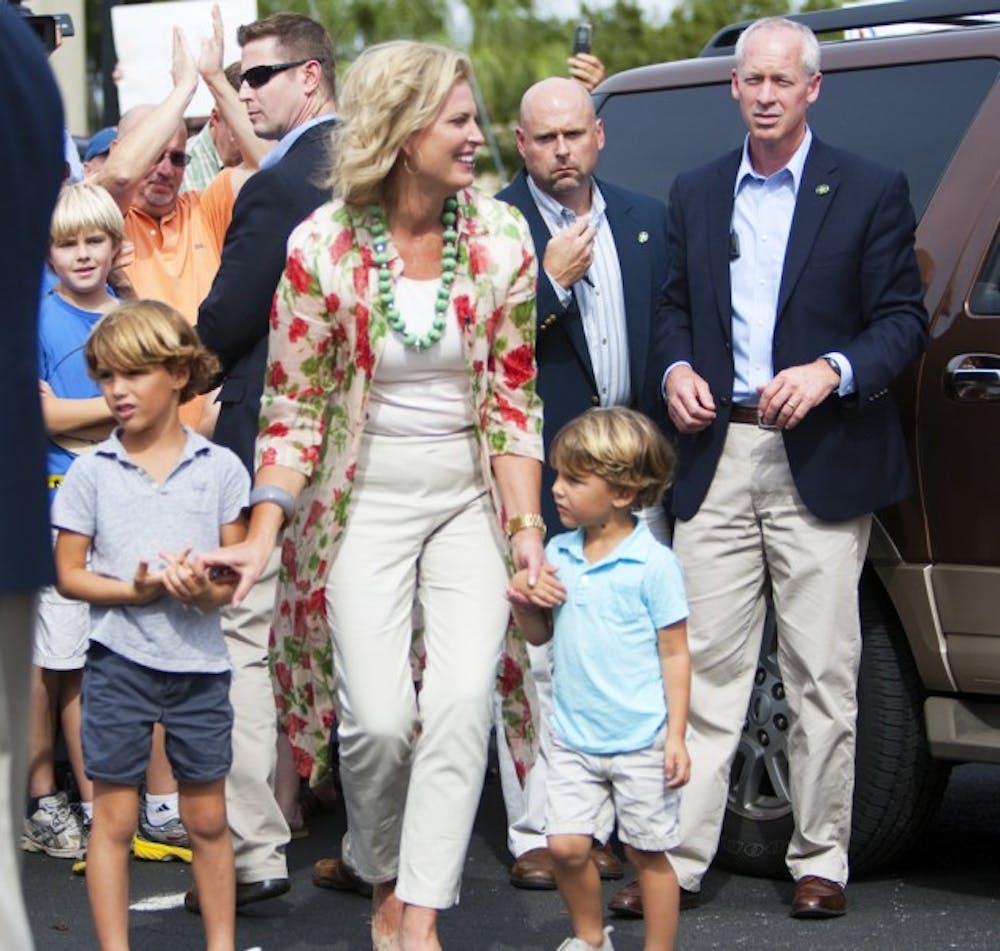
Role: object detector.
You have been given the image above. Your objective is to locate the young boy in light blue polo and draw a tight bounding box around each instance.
[510,407,691,951]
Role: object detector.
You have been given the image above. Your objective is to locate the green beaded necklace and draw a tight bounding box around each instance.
[371,196,459,351]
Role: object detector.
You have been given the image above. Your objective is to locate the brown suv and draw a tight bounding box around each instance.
[593,0,1000,877]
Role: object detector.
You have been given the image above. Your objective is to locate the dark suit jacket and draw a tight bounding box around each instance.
[1,9,64,594]
[197,120,335,473]
[658,137,928,522]
[497,171,670,529]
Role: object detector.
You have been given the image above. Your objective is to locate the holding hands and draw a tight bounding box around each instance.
[508,564,566,610]
[157,548,240,610]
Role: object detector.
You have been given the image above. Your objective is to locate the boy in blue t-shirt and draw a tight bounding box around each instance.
[53,299,249,949]
[25,183,122,861]
[510,407,691,951]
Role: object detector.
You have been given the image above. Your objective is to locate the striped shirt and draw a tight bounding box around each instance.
[527,176,630,407]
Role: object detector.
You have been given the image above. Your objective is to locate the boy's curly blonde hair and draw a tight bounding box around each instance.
[549,407,675,510]
[84,300,219,404]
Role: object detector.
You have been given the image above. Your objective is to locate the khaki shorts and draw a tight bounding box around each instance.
[545,727,682,853]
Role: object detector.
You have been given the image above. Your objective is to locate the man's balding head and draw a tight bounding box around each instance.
[516,76,604,213]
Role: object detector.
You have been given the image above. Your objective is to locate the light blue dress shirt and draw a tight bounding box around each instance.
[731,128,854,402]
[258,114,336,171]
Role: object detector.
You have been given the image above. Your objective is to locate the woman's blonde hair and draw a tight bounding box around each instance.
[549,407,676,510]
[331,40,472,209]
[50,182,124,245]
[85,300,220,404]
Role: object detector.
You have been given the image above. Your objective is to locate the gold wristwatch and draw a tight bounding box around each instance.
[505,513,546,539]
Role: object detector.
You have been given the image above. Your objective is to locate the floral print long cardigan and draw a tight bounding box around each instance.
[257,188,544,786]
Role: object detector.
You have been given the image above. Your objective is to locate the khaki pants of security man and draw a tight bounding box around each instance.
[222,547,290,883]
[667,424,871,890]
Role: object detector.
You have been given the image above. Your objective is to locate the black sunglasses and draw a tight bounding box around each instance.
[240,58,321,90]
[156,149,191,169]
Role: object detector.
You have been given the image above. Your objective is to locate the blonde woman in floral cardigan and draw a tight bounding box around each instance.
[208,41,544,951]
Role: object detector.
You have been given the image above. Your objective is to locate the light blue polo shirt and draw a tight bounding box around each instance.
[51,428,249,674]
[547,520,688,755]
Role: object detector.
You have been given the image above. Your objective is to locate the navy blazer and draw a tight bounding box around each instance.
[498,171,670,530]
[659,138,928,522]
[197,120,335,473]
[1,10,64,595]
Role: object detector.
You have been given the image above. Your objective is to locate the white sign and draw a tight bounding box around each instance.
[112,0,258,117]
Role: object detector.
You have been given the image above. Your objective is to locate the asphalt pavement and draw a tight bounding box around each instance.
[23,761,1000,950]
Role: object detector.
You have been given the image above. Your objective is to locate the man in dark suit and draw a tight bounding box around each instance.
[660,17,927,918]
[496,76,670,896]
[0,6,65,945]
[191,12,337,913]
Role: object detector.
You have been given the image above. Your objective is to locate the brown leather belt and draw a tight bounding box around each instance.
[729,405,760,425]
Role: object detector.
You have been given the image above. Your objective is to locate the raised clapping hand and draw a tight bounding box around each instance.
[197,3,225,83]
[544,219,596,290]
[171,25,198,94]
[756,358,840,430]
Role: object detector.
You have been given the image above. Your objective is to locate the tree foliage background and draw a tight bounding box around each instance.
[86,0,835,170]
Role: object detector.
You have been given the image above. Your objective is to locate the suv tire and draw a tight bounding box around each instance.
[717,567,951,879]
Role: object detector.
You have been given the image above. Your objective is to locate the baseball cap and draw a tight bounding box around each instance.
[83,126,116,163]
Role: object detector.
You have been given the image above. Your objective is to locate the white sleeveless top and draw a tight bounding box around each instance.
[365,276,474,436]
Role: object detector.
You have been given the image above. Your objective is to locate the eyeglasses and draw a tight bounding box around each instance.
[155,149,191,169]
[239,59,320,90]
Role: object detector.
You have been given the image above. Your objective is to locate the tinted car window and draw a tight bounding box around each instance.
[596,58,999,221]
[970,228,1000,316]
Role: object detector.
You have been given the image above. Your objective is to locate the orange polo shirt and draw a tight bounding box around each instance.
[123,192,224,427]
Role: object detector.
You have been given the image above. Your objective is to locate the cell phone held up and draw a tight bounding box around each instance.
[572,21,592,56]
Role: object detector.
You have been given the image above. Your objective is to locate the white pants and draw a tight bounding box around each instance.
[326,431,509,909]
[496,505,670,858]
[222,547,290,883]
[1,592,37,951]
[667,424,870,889]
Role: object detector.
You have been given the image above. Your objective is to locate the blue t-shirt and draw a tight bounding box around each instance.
[547,520,688,755]
[37,289,105,502]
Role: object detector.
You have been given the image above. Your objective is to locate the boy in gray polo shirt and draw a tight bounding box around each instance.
[52,300,248,950]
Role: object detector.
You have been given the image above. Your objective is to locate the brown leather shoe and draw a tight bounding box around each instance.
[607,878,700,917]
[312,856,373,898]
[790,875,847,919]
[591,843,624,880]
[509,847,557,890]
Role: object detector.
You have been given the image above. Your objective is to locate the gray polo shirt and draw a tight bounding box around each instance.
[52,428,249,674]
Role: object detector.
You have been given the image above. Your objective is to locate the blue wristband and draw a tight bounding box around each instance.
[248,484,296,521]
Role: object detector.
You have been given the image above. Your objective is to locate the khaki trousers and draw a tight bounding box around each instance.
[222,547,290,882]
[0,592,36,951]
[326,431,509,909]
[668,424,870,889]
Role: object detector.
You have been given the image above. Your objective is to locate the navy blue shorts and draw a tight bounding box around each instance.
[81,643,233,786]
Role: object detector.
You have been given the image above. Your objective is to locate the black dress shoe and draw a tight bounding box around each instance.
[607,878,700,917]
[184,877,291,914]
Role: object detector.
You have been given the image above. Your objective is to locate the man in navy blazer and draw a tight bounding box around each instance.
[0,7,64,945]
[193,12,338,913]
[496,76,670,894]
[660,18,927,918]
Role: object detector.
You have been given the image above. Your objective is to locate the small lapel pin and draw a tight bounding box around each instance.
[815,183,830,196]
[638,231,649,244]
